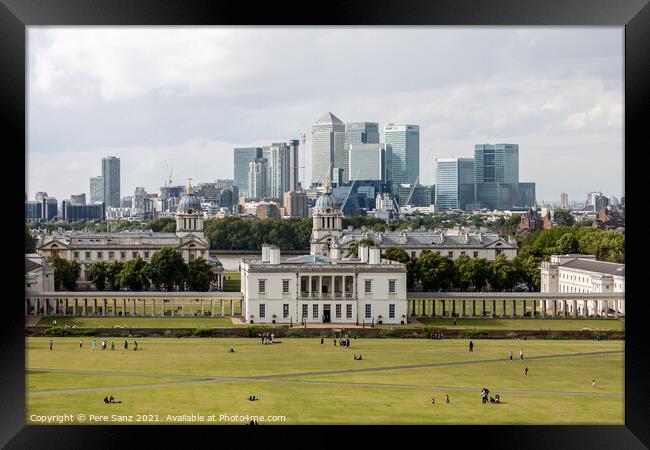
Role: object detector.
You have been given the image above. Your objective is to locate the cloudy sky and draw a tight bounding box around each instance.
[27,27,623,203]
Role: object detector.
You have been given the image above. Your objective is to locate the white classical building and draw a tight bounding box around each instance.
[37,180,224,290]
[540,254,625,315]
[241,183,408,325]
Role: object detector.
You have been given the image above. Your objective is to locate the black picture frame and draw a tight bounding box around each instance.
[3,0,648,447]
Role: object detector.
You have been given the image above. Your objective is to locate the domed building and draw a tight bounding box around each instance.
[37,179,223,290]
[310,179,343,256]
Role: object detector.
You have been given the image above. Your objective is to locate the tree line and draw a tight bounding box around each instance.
[47,247,214,292]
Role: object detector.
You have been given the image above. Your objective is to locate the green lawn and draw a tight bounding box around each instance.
[223,272,241,292]
[412,318,625,331]
[26,337,623,424]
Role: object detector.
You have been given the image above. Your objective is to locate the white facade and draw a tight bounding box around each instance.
[540,254,625,316]
[241,245,408,325]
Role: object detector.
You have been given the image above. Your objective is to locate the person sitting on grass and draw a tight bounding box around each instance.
[249,395,258,401]
[489,396,495,403]
[109,396,115,403]
[494,394,500,404]
[104,396,109,404]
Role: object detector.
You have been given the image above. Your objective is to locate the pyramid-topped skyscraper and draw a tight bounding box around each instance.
[312,112,345,187]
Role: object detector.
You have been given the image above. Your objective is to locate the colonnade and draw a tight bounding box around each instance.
[407,296,624,319]
[25,295,244,317]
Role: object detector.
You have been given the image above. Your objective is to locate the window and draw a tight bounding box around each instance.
[283,304,289,318]
[389,304,395,318]
[189,254,195,261]
[365,304,372,319]
[144,251,150,259]
[282,280,290,293]
[473,251,479,258]
[132,252,138,258]
[85,251,91,259]
[346,304,353,319]
[108,251,114,259]
[389,280,396,293]
[448,251,453,258]
[302,304,308,318]
[496,248,502,256]
[73,251,79,259]
[259,304,266,318]
[120,252,126,259]
[365,280,372,293]
[258,280,266,293]
[461,251,466,256]
[97,252,103,259]
[335,304,342,319]
[411,251,416,259]
[313,304,319,318]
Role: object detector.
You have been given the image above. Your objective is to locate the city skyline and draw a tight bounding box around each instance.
[27,27,623,202]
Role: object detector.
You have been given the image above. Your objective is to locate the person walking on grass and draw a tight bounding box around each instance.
[469,341,474,352]
[520,349,524,360]
[124,340,128,350]
[445,394,450,404]
[431,396,435,405]
[592,379,597,389]
[79,340,83,349]
[111,340,115,350]
[92,339,96,350]
[509,351,513,361]
[49,339,53,350]
[321,338,324,348]
[524,366,528,376]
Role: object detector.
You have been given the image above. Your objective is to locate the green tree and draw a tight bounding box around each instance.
[416,250,456,292]
[553,209,575,226]
[469,258,490,291]
[487,254,517,291]
[382,247,410,264]
[106,261,124,290]
[453,255,474,291]
[186,257,213,291]
[115,257,149,291]
[47,255,81,291]
[88,261,108,290]
[554,233,580,255]
[25,225,37,254]
[148,247,188,291]
[514,254,542,291]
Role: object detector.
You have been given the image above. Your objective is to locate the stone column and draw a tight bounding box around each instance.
[520,300,525,318]
[230,299,234,316]
[181,304,185,317]
[171,299,175,317]
[615,299,619,319]
[469,300,474,317]
[221,300,225,316]
[552,299,557,318]
[510,300,516,318]
[573,300,578,318]
[531,299,536,318]
[151,299,156,317]
[211,299,215,317]
[191,300,194,317]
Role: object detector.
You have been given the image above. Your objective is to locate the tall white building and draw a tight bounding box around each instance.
[560,192,569,209]
[248,158,268,199]
[312,112,345,186]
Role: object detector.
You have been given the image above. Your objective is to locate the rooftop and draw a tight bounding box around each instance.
[561,258,625,277]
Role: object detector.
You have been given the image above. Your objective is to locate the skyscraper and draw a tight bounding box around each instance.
[248,158,268,199]
[266,143,291,200]
[287,139,300,192]
[435,158,475,211]
[560,192,569,209]
[384,124,420,190]
[474,143,519,210]
[345,122,380,182]
[312,112,345,186]
[90,176,103,204]
[348,143,392,183]
[234,147,263,198]
[517,182,536,208]
[101,156,121,207]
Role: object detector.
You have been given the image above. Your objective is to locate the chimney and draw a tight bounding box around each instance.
[358,244,369,263]
[269,245,281,265]
[261,244,271,263]
[368,247,381,265]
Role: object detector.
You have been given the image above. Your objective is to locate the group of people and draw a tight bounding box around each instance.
[103,395,121,404]
[320,337,352,348]
[431,333,444,340]
[481,388,500,404]
[261,333,274,345]
[248,395,259,401]
[83,339,138,351]
[431,394,451,405]
[352,354,363,360]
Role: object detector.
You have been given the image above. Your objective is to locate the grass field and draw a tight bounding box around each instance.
[36,316,241,328]
[222,272,241,292]
[26,337,624,425]
[413,318,624,331]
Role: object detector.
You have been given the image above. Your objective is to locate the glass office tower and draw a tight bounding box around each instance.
[101,156,121,208]
[474,143,519,210]
[435,157,475,211]
[312,112,345,186]
[385,124,420,191]
[234,147,263,198]
[348,143,392,183]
